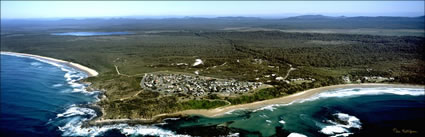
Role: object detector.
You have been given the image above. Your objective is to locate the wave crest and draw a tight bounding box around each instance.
[30,62,43,66]
[59,119,191,137]
[319,112,361,137]
[254,87,424,112]
[55,105,190,137]
[287,133,307,137]
[2,52,95,95]
[52,84,64,87]
[306,87,424,102]
[57,106,96,118]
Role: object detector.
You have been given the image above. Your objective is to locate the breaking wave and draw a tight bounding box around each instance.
[303,87,424,102]
[287,133,307,137]
[52,84,64,87]
[227,133,240,137]
[5,53,190,137]
[253,87,424,114]
[30,62,43,66]
[319,112,361,137]
[56,105,97,118]
[2,52,98,95]
[2,52,65,68]
[56,105,190,137]
[253,104,279,112]
[60,121,191,137]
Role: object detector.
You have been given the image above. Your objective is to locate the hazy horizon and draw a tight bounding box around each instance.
[1,1,424,19]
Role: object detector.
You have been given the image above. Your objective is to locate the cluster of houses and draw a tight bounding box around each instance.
[141,73,263,96]
[289,77,315,82]
[342,75,395,83]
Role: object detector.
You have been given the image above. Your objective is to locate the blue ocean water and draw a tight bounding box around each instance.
[1,53,424,137]
[51,32,134,36]
[160,88,424,137]
[0,54,99,137]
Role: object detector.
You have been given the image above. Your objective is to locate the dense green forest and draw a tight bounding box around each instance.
[1,16,424,119]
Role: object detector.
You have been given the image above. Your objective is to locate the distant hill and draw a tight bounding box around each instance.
[271,15,425,29]
[2,15,424,31]
[285,15,343,20]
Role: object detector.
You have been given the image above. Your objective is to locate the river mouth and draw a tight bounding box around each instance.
[51,32,134,36]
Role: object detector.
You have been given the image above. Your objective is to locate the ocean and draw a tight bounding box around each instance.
[1,53,424,137]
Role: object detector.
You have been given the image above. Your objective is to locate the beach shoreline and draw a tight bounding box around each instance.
[91,83,424,125]
[1,51,98,77]
[174,83,424,117]
[2,51,423,126]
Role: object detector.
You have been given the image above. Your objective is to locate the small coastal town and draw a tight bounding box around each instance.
[141,73,263,97]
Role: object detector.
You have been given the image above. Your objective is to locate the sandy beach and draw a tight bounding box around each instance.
[4,51,421,125]
[1,51,98,77]
[91,83,423,125]
[173,83,424,117]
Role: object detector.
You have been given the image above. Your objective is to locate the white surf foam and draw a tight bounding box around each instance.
[257,105,277,112]
[227,132,240,137]
[253,101,296,113]
[287,133,307,137]
[2,52,94,95]
[52,84,64,87]
[56,105,190,137]
[30,62,42,66]
[223,108,246,115]
[331,133,353,137]
[253,87,424,113]
[2,52,64,68]
[253,103,292,112]
[163,118,180,121]
[319,113,361,137]
[57,106,97,118]
[60,66,99,95]
[333,113,361,129]
[304,87,424,103]
[259,114,268,118]
[279,120,286,124]
[60,119,191,137]
[320,126,348,135]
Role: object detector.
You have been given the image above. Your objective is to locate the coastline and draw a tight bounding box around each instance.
[174,83,424,117]
[91,83,424,125]
[2,51,423,126]
[0,51,98,77]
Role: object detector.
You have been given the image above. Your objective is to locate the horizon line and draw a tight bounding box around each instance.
[2,14,425,20]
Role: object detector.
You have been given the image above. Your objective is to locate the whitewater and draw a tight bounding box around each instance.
[1,53,424,137]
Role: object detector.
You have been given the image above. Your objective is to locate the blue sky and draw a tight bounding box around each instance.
[1,1,424,19]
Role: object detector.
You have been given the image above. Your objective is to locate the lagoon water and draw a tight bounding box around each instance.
[1,54,424,137]
[51,32,133,36]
